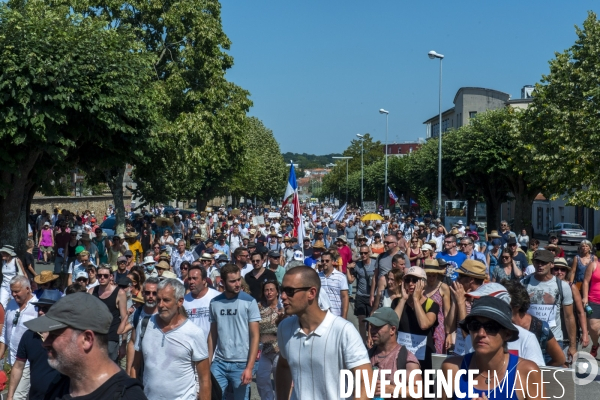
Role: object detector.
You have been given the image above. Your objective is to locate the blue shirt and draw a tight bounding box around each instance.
[436,251,467,282]
[304,256,319,269]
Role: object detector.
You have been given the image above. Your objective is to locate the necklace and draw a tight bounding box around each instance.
[475,355,507,384]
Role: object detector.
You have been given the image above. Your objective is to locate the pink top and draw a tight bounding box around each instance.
[40,228,53,247]
[589,261,600,304]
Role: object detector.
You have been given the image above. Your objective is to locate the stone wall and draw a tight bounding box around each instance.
[31,195,132,220]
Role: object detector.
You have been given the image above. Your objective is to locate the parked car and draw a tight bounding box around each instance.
[548,223,587,245]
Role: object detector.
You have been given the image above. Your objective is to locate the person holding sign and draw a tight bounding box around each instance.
[440,296,544,400]
[523,250,577,361]
[392,267,438,370]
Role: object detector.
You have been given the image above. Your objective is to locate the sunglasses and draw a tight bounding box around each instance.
[144,290,157,296]
[501,256,511,260]
[383,241,396,245]
[97,274,111,279]
[466,319,502,335]
[403,276,420,284]
[359,252,369,255]
[76,278,88,282]
[125,255,133,258]
[180,266,189,270]
[35,306,50,313]
[444,241,454,244]
[13,310,20,325]
[552,267,568,273]
[281,286,312,297]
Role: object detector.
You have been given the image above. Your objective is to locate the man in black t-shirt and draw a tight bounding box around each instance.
[245,252,278,301]
[24,293,146,400]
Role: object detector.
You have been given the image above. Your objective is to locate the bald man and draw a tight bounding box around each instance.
[276,267,372,400]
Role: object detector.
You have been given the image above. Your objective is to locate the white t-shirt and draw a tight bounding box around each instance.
[278,311,370,400]
[183,288,220,339]
[463,324,545,366]
[240,264,253,277]
[135,316,208,400]
[318,270,348,317]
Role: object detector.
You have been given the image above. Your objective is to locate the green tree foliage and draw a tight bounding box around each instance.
[522,11,600,209]
[229,117,286,203]
[0,0,155,251]
[76,0,252,212]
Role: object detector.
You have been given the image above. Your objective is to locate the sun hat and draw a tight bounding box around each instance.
[0,245,17,257]
[456,260,487,279]
[132,292,144,304]
[155,260,170,270]
[459,296,519,342]
[160,271,178,280]
[553,257,570,269]
[488,230,501,238]
[200,253,213,261]
[365,307,399,327]
[293,250,304,261]
[80,233,92,242]
[142,256,155,265]
[312,241,327,250]
[404,266,427,280]
[31,290,62,307]
[25,292,112,334]
[423,259,445,274]
[34,270,59,285]
[337,235,348,244]
[215,253,228,262]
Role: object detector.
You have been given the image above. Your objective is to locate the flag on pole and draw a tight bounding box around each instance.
[388,187,398,208]
[282,164,305,242]
[282,164,297,208]
[410,198,419,207]
[332,203,347,222]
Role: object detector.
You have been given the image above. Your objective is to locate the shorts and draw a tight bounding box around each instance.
[588,302,600,320]
[354,295,372,317]
[39,246,53,253]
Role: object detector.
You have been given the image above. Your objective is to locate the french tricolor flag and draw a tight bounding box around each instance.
[282,164,305,243]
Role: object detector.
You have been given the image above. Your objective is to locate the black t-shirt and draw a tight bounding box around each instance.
[44,370,146,400]
[17,330,64,400]
[244,268,278,301]
[391,297,439,370]
[22,253,35,279]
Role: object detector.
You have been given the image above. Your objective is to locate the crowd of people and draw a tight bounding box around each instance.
[0,203,598,399]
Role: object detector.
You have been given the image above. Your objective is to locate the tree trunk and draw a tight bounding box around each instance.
[0,152,42,256]
[105,166,126,235]
[509,176,538,235]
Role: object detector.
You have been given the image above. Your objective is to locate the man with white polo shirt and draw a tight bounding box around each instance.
[318,251,349,319]
[276,266,371,400]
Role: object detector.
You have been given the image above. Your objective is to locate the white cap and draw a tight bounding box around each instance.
[293,250,304,261]
[75,271,89,280]
[142,256,155,265]
[44,222,50,226]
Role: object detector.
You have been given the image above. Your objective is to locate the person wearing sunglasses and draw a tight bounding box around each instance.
[436,235,467,282]
[491,248,522,283]
[523,250,578,363]
[552,257,590,353]
[392,266,438,371]
[370,234,407,311]
[127,276,159,377]
[7,289,62,400]
[441,296,543,399]
[88,266,129,362]
[276,266,372,400]
[346,245,375,342]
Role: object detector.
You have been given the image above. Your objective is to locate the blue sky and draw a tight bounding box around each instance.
[221,1,597,154]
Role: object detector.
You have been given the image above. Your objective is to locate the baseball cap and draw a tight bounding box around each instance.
[75,271,89,280]
[466,283,511,305]
[533,249,555,263]
[365,307,399,327]
[293,250,304,261]
[404,266,426,280]
[25,292,112,334]
[268,250,280,258]
[117,256,128,264]
[123,250,133,257]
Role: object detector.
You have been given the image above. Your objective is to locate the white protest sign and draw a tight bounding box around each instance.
[268,212,281,218]
[384,209,390,216]
[396,331,427,360]
[252,216,265,225]
[324,207,332,215]
[528,304,557,327]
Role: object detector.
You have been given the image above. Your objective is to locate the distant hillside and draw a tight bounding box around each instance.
[281,152,342,169]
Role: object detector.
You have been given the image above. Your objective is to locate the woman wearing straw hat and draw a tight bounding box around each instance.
[33,270,60,298]
[424,259,451,354]
[441,296,543,399]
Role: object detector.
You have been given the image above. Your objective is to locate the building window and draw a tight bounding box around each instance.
[469,111,477,118]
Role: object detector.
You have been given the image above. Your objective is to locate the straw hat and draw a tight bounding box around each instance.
[125,231,138,239]
[160,270,178,280]
[312,240,327,250]
[34,270,59,285]
[155,261,170,270]
[488,230,502,238]
[132,292,145,304]
[456,260,487,279]
[423,259,445,274]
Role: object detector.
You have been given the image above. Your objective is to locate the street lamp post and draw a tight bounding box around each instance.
[428,50,444,218]
[332,156,353,204]
[379,109,389,208]
[356,134,365,210]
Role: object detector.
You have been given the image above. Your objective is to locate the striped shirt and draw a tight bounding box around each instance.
[318,269,348,317]
[277,311,370,400]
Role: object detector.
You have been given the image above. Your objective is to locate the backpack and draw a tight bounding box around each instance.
[368,345,409,371]
[112,377,145,400]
